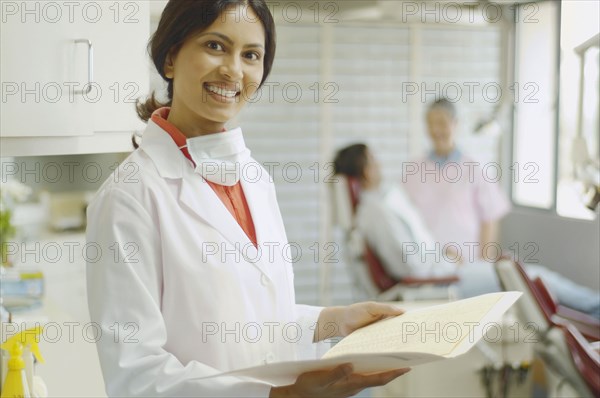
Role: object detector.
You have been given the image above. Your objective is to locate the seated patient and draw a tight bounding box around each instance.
[333,144,600,319]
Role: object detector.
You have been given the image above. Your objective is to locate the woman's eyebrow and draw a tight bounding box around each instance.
[196,31,264,49]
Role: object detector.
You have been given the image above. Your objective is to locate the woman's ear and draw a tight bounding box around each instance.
[163,50,175,79]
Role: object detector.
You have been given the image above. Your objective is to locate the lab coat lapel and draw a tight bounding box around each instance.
[239,166,280,283]
[140,120,269,278]
[178,165,270,278]
[239,164,278,255]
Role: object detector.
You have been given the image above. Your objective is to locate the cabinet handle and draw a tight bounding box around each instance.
[74,39,94,95]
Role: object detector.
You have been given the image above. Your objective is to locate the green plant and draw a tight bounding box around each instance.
[0,207,16,265]
[1,180,31,266]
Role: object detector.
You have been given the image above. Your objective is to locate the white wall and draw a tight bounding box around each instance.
[500,208,600,290]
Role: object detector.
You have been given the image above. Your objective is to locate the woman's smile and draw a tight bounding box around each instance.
[204,83,241,103]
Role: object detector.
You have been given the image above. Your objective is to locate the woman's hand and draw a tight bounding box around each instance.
[269,363,411,398]
[277,303,407,397]
[314,302,404,342]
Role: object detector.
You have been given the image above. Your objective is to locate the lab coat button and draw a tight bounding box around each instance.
[260,274,269,286]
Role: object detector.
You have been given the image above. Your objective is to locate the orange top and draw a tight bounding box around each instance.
[151,107,258,247]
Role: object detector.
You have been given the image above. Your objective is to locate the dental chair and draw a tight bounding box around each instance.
[532,276,600,342]
[494,259,600,397]
[330,175,458,302]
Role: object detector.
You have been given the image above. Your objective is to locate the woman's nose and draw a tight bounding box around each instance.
[219,55,243,81]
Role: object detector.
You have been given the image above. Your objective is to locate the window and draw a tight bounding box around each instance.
[511,1,559,209]
[512,0,600,219]
[556,1,600,220]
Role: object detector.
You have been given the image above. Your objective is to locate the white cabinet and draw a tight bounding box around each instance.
[0,1,150,155]
[87,1,150,134]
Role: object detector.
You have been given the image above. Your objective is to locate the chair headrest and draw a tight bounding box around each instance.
[346,176,361,213]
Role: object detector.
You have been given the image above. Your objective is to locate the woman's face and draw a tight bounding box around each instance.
[164,4,265,133]
[426,108,457,156]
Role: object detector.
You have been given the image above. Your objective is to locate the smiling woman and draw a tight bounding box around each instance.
[134,0,276,138]
[85,1,410,397]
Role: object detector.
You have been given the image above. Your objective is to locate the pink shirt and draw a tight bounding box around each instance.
[401,153,511,248]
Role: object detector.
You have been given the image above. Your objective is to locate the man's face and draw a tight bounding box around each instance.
[426,108,457,156]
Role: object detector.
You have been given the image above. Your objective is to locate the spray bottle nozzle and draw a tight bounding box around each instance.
[1,326,45,366]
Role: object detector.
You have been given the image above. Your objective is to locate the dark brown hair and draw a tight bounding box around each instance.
[132,0,276,148]
[333,144,369,180]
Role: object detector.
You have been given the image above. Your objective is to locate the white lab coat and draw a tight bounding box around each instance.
[86,120,324,397]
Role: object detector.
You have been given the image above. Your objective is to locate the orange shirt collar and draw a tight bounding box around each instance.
[150,107,188,151]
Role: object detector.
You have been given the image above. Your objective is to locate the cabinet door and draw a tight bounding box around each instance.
[88,1,149,134]
[1,1,95,137]
[0,1,150,138]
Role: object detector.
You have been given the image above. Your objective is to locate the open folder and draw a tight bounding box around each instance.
[197,291,521,386]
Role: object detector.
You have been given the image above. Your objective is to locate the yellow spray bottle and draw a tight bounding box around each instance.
[0,326,44,398]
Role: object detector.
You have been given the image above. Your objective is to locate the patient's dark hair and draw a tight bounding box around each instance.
[333,144,368,179]
[132,0,276,148]
[427,97,457,119]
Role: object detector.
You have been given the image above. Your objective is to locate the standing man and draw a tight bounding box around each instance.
[402,98,511,262]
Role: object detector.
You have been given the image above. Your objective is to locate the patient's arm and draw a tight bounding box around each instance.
[479,220,499,259]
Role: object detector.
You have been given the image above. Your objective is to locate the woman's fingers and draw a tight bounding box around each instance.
[288,365,411,398]
[296,363,352,387]
[345,368,411,390]
[320,363,354,386]
[377,303,405,318]
[331,367,412,397]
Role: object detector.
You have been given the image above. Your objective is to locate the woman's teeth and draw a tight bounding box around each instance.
[206,85,238,98]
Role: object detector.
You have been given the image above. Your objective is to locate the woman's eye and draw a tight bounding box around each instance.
[245,52,261,61]
[207,41,223,51]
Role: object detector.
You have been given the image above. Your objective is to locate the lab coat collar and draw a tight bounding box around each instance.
[139,119,190,179]
[140,120,274,280]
